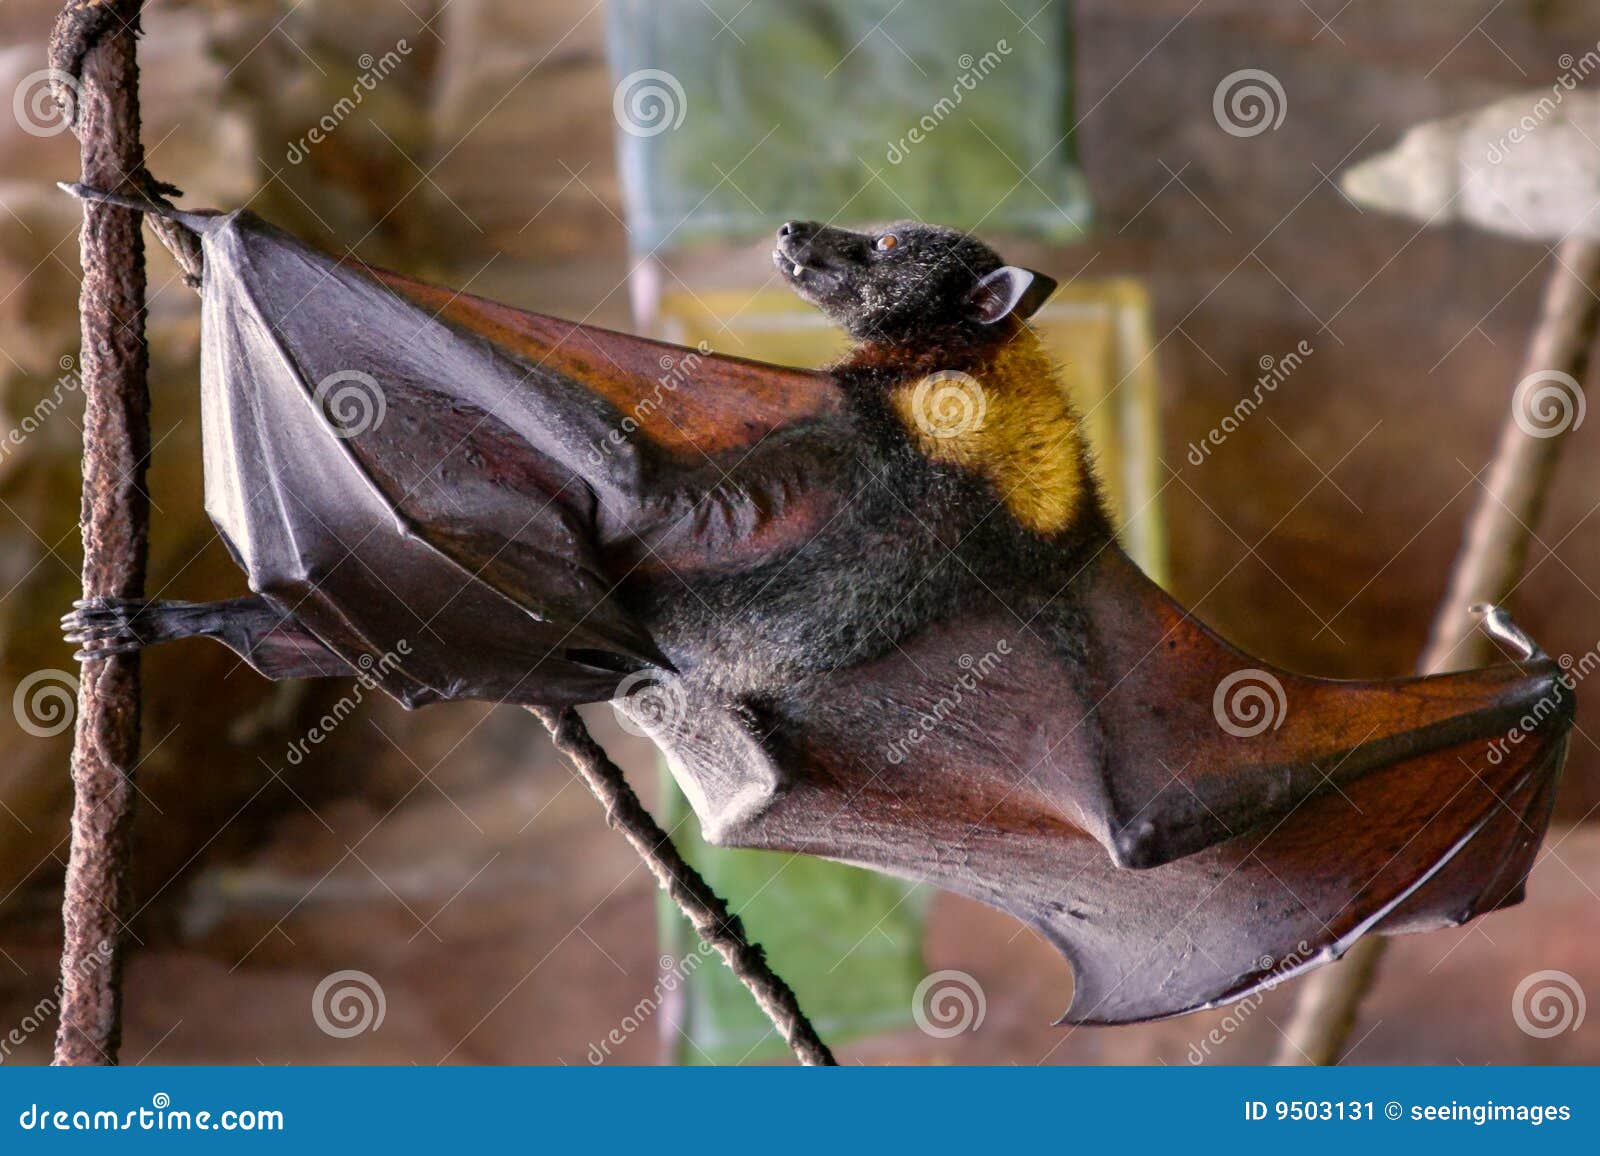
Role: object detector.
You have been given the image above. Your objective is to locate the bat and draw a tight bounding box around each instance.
[59,186,1572,1025]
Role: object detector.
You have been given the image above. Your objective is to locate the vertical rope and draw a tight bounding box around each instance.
[531,708,836,1066]
[52,0,150,1066]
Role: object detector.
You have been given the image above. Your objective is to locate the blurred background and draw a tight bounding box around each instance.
[1,0,1597,1065]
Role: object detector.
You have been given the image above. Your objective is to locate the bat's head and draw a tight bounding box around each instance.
[774,220,1056,343]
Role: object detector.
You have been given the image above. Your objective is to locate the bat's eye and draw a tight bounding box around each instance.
[876,234,899,252]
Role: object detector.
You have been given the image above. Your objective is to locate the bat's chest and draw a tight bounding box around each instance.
[650,446,1050,699]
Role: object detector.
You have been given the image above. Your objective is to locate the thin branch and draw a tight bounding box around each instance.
[531,707,836,1066]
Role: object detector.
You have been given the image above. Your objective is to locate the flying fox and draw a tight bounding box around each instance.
[60,191,1572,1024]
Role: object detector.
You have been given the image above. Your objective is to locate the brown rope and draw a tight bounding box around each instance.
[531,707,837,1066]
[52,0,150,1066]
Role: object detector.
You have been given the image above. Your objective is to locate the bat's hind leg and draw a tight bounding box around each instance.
[62,595,355,680]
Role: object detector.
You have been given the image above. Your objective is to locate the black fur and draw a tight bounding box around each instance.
[645,222,1108,700]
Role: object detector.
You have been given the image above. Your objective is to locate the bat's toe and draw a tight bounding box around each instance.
[60,597,152,653]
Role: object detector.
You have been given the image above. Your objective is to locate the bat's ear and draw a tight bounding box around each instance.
[964,266,1058,325]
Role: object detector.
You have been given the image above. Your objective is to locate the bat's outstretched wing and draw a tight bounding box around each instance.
[160,202,847,706]
[636,541,1571,1023]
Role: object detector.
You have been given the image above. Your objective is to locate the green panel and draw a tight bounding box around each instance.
[656,772,929,1065]
[607,0,1090,249]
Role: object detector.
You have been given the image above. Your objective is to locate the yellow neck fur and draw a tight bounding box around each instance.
[889,336,1085,536]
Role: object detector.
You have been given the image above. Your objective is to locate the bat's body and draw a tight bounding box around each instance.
[62,196,1572,1024]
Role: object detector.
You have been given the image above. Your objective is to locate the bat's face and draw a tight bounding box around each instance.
[774,220,1022,341]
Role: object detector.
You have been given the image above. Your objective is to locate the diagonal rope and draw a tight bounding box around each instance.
[532,707,836,1066]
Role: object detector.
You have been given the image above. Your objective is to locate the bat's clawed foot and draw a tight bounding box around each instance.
[61,596,162,660]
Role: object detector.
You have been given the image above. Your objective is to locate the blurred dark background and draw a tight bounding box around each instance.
[0,0,1595,1064]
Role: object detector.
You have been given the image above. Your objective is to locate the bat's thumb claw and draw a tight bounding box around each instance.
[1470,603,1544,661]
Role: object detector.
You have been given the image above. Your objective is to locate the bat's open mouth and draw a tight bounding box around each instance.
[774,238,822,283]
